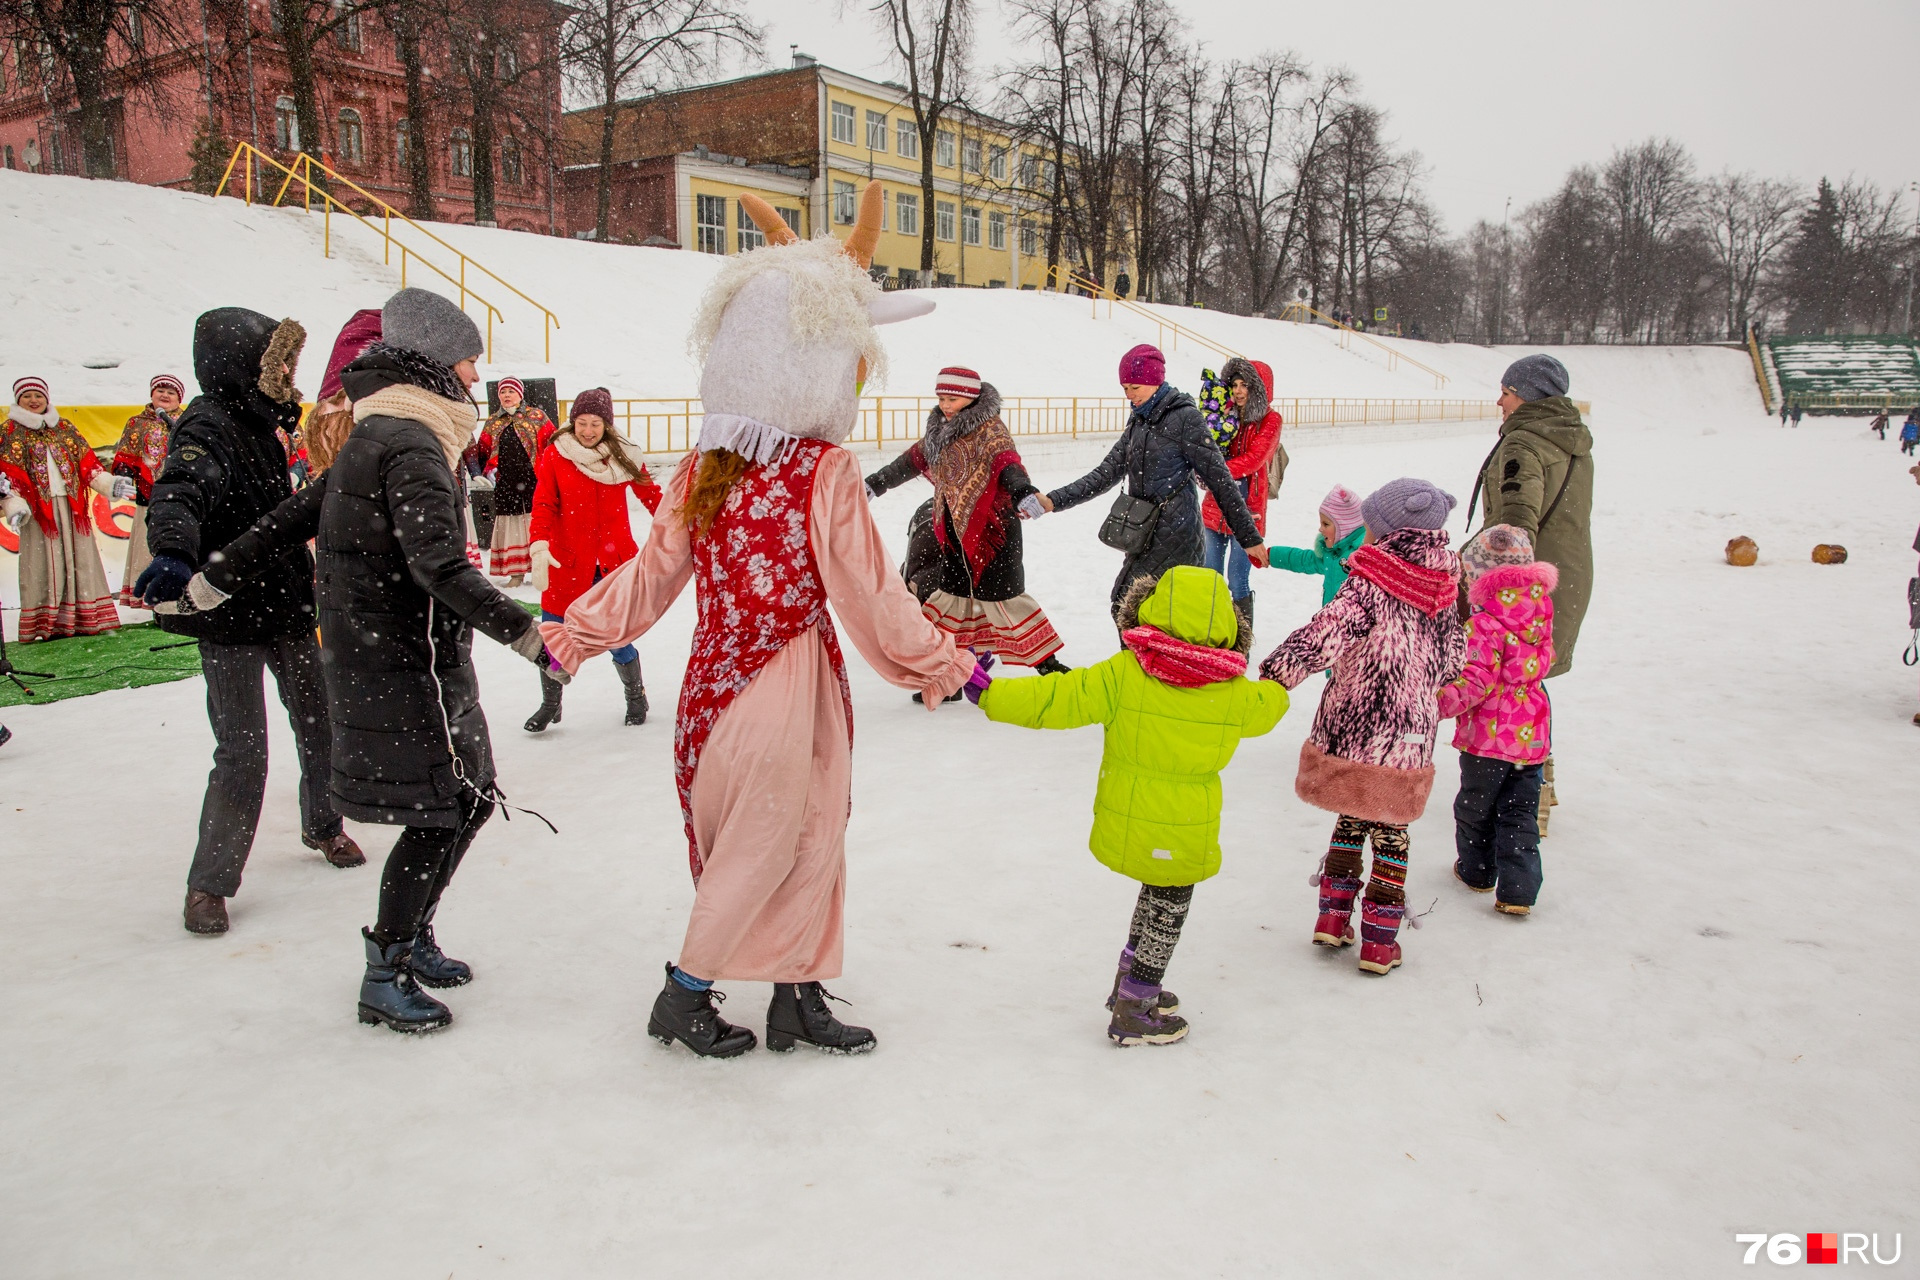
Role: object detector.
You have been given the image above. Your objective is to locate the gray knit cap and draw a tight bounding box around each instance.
[1360,477,1457,536]
[1500,354,1570,403]
[381,288,484,367]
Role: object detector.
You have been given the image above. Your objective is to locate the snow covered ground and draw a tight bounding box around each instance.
[3,333,1917,1276]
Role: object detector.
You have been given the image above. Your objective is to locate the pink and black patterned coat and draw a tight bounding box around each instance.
[1260,527,1467,824]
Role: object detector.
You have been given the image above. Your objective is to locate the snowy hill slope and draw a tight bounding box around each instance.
[1,169,1755,412]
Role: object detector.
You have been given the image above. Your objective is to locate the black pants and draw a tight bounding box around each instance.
[188,634,340,897]
[1453,753,1544,907]
[1126,883,1194,985]
[373,791,494,945]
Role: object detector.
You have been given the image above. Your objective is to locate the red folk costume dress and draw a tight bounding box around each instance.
[479,404,555,578]
[1,405,120,641]
[542,442,973,981]
[110,403,177,606]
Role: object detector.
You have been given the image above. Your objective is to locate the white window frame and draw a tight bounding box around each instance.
[896,118,918,158]
[775,206,801,235]
[1019,216,1038,256]
[736,200,765,252]
[988,209,1006,251]
[695,193,727,254]
[935,130,955,168]
[962,136,982,175]
[962,204,981,246]
[935,199,956,242]
[829,101,856,145]
[989,145,1007,182]
[895,191,919,237]
[865,109,887,151]
[832,179,857,225]
[274,95,299,151]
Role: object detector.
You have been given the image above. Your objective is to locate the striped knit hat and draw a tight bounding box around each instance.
[150,374,186,399]
[1320,485,1365,541]
[1460,524,1534,584]
[498,376,525,403]
[934,366,981,398]
[12,375,49,402]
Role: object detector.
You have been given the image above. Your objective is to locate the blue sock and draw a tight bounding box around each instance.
[669,966,713,992]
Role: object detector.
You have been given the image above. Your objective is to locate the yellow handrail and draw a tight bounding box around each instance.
[214,142,561,363]
[1745,326,1776,414]
[1044,264,1242,363]
[1276,300,1449,390]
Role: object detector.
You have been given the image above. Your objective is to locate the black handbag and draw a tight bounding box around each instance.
[1098,489,1164,554]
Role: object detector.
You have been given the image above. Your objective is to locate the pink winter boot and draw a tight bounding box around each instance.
[1357,899,1405,975]
[1313,874,1360,948]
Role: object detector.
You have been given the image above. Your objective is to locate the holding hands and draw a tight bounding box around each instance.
[1018,494,1053,520]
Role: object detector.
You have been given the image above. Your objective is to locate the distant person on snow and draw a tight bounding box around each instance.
[1436,525,1556,917]
[1790,403,1805,429]
[865,365,1070,690]
[1,375,130,642]
[523,386,662,732]
[1261,479,1467,978]
[1901,414,1919,456]
[1869,412,1888,440]
[110,374,185,608]
[477,376,555,584]
[973,565,1289,1046]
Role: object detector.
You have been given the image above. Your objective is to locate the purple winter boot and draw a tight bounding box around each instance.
[1108,975,1190,1046]
[1106,945,1180,1014]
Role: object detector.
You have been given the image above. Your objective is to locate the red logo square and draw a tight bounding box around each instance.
[1807,1233,1838,1264]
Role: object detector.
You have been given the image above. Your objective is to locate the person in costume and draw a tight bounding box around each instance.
[111,374,186,607]
[865,366,1068,693]
[541,184,977,1059]
[523,387,663,732]
[477,376,555,584]
[1,375,131,642]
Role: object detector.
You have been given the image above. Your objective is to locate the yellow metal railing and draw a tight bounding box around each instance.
[1045,264,1243,363]
[214,142,560,362]
[545,394,1501,456]
[1746,326,1777,414]
[1277,301,1450,389]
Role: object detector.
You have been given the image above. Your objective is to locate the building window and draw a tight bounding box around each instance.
[962,136,981,174]
[775,206,801,234]
[935,199,955,242]
[449,127,471,178]
[935,130,954,168]
[833,180,857,225]
[988,209,1006,251]
[500,135,522,185]
[331,0,360,51]
[896,118,918,159]
[988,279,1005,288]
[897,265,916,285]
[865,109,887,152]
[274,95,300,151]
[735,200,764,252]
[394,117,410,171]
[695,193,726,254]
[336,108,364,164]
[989,145,1007,182]
[895,191,919,237]
[1019,217,1038,256]
[962,205,980,246]
[936,272,955,287]
[829,101,856,145]
[1019,153,1037,189]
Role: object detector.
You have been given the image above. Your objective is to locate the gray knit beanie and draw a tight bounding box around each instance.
[1500,354,1570,403]
[381,288,484,367]
[1360,477,1457,536]
[1460,524,1534,584]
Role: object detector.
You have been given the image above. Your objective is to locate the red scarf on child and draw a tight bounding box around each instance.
[1346,544,1457,617]
[1122,625,1249,687]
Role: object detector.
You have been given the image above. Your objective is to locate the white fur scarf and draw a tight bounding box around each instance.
[554,430,632,485]
[8,404,61,431]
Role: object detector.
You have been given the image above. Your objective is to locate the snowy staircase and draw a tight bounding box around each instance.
[1765,334,1920,411]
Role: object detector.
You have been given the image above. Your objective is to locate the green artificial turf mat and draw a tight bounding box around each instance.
[2,623,204,708]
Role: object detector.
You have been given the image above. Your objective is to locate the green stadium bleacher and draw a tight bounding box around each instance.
[1765,334,1920,414]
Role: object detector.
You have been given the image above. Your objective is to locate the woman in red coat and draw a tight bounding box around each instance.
[1199,356,1282,634]
[525,387,662,731]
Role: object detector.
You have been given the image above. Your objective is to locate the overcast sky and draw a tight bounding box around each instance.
[741,0,1918,234]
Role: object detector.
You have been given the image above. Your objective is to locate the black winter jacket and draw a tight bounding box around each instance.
[1047,385,1264,551]
[147,307,314,643]
[209,359,532,828]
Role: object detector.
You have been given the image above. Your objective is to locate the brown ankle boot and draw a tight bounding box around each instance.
[304,831,366,868]
[184,889,229,935]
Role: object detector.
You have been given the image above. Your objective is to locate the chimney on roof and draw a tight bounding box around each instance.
[791,46,817,68]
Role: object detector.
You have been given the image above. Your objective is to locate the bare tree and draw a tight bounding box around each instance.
[1164,52,1233,304]
[439,0,566,223]
[871,0,974,283]
[1599,138,1697,341]
[260,0,383,174]
[561,0,763,242]
[1699,172,1800,338]
[387,0,439,218]
[0,0,188,176]
[1000,0,1083,283]
[1118,0,1178,299]
[1220,56,1347,314]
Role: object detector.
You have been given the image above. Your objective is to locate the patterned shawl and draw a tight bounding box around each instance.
[0,411,96,535]
[925,408,1021,584]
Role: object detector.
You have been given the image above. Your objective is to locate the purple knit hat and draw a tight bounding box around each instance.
[570,387,615,425]
[318,309,382,402]
[1359,477,1457,536]
[1460,524,1534,584]
[1320,485,1364,541]
[1118,343,1166,387]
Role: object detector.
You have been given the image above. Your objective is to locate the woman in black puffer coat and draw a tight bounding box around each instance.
[177,288,557,1035]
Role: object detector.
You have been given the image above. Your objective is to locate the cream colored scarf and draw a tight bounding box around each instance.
[354,382,477,472]
[553,430,632,485]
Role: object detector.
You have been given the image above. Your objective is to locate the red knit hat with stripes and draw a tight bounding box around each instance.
[150,374,186,399]
[12,376,50,402]
[934,366,981,398]
[498,377,525,402]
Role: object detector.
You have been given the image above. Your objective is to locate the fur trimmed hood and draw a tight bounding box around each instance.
[1219,357,1272,427]
[922,381,1003,464]
[190,307,305,432]
[1116,568,1254,657]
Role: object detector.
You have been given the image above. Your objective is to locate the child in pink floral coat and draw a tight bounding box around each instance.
[1436,525,1555,914]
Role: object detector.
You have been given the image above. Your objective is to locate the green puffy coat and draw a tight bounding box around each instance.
[1266,525,1366,605]
[980,567,1289,887]
[1470,396,1593,677]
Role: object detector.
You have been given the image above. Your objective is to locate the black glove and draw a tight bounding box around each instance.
[135,554,196,605]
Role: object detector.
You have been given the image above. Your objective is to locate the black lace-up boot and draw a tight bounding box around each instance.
[408,905,472,988]
[765,981,876,1054]
[357,928,452,1032]
[647,964,756,1057]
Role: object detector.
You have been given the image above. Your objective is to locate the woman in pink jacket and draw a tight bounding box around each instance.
[1437,525,1555,915]
[1260,478,1466,976]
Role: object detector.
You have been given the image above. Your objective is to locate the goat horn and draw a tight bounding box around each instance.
[844,181,883,269]
[739,193,799,247]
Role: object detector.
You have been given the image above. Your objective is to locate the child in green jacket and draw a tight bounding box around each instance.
[1264,484,1366,605]
[970,565,1288,1045]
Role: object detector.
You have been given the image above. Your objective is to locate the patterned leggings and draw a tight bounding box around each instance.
[1325,815,1411,906]
[1126,883,1195,985]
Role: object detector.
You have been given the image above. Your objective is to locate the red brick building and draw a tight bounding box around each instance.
[0,0,565,232]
